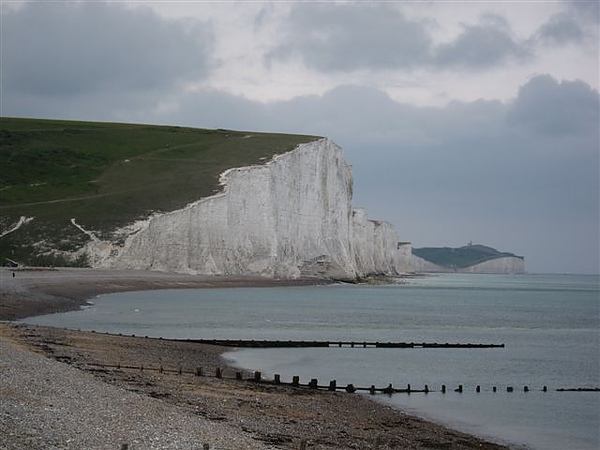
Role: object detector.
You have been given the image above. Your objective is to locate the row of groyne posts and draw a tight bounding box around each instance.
[97,361,569,395]
[104,337,598,450]
[89,336,599,396]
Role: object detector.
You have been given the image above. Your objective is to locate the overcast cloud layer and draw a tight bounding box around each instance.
[2,1,598,274]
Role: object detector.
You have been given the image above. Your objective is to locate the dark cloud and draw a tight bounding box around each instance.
[1,0,597,273]
[533,0,600,49]
[269,5,534,72]
[566,0,600,25]
[267,3,432,71]
[433,17,532,69]
[3,2,213,97]
[140,76,599,272]
[507,75,600,135]
[535,12,585,46]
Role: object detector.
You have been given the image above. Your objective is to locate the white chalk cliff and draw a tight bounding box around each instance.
[85,139,411,279]
[410,255,525,274]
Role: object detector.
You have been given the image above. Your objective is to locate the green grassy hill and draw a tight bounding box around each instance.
[0,117,319,266]
[412,244,523,269]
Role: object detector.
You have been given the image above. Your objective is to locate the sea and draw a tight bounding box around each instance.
[22,273,599,450]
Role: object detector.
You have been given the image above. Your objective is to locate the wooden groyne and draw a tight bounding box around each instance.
[179,339,505,349]
[85,361,598,396]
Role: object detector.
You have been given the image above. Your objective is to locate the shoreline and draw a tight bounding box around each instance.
[1,267,511,449]
[0,267,330,321]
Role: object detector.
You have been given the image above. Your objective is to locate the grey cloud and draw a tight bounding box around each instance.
[530,1,599,50]
[130,88,270,133]
[507,75,600,135]
[254,3,274,32]
[269,4,535,73]
[3,67,597,272]
[433,19,532,69]
[567,0,600,25]
[3,2,213,97]
[163,77,598,273]
[267,3,432,71]
[535,12,584,45]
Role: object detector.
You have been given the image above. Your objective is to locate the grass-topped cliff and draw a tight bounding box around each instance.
[412,244,524,270]
[0,117,319,266]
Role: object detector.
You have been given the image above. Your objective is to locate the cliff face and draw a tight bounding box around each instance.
[458,257,525,274]
[410,255,525,274]
[352,210,410,275]
[86,139,410,279]
[410,255,443,273]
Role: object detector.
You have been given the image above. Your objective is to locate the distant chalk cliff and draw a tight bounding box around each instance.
[83,139,411,279]
[411,245,525,274]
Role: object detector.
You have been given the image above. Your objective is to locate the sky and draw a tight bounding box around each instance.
[1,0,599,274]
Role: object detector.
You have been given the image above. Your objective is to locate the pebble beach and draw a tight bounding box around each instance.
[1,268,511,449]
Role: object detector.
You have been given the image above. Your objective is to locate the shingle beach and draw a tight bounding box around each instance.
[1,268,511,449]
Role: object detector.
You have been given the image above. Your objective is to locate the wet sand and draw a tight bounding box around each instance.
[0,268,511,449]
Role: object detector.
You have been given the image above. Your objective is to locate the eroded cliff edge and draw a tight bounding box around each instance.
[82,139,411,279]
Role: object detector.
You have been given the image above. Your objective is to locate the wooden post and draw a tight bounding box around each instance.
[236,372,243,380]
[455,385,463,393]
[309,379,318,389]
[299,440,307,450]
[292,376,300,387]
[346,384,356,393]
[329,380,337,391]
[274,374,281,384]
[407,383,411,394]
[441,384,446,394]
[476,385,481,393]
[216,368,222,378]
[159,365,164,374]
[369,385,376,395]
[203,444,210,450]
[120,444,128,450]
[507,386,514,392]
[254,371,262,382]
[424,384,429,394]
[493,386,497,392]
[524,386,529,392]
[178,366,182,375]
[543,385,548,392]
[383,383,393,395]
[196,367,203,376]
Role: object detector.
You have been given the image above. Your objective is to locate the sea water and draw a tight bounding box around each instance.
[23,274,599,449]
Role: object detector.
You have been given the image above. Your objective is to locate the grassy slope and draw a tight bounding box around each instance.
[0,117,319,266]
[412,245,523,269]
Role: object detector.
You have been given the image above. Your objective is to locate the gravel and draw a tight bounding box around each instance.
[0,269,512,450]
[0,336,269,450]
